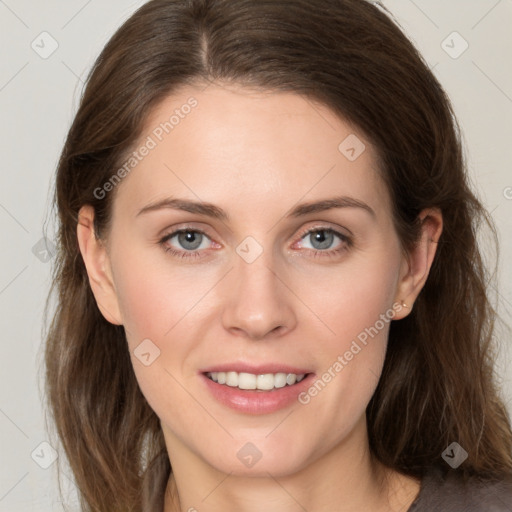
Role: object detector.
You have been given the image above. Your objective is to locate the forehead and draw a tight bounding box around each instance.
[111,82,392,223]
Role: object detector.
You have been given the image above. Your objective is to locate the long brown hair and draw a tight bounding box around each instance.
[44,0,512,510]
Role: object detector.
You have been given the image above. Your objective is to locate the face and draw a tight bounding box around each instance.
[96,83,411,477]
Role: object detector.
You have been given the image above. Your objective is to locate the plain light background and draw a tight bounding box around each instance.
[0,0,511,510]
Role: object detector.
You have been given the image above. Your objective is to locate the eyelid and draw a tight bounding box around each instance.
[158,221,213,236]
[295,222,353,240]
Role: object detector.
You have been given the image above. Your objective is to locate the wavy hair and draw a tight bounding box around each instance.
[43,0,512,510]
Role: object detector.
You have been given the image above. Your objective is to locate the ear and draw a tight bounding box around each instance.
[76,205,123,325]
[393,208,443,320]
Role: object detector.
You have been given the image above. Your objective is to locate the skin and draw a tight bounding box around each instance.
[77,82,443,512]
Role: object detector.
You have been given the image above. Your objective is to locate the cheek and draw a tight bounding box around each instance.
[111,250,206,431]
[303,246,402,352]
[112,247,212,344]
[296,246,401,413]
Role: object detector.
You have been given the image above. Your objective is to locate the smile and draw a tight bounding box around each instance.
[206,371,307,391]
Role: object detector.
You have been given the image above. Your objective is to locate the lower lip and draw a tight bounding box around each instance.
[201,373,314,414]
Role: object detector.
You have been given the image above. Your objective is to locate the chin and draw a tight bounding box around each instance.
[200,436,316,478]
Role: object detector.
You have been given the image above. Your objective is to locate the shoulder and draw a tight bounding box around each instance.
[408,465,512,512]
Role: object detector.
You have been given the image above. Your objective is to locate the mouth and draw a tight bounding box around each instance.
[200,367,314,414]
[205,371,308,391]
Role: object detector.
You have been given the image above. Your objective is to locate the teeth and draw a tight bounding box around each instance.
[239,372,257,390]
[274,373,287,388]
[207,371,306,390]
[226,371,238,387]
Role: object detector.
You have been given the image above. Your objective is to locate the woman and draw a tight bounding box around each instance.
[44,0,512,510]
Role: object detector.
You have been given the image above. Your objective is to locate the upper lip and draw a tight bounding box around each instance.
[199,363,312,375]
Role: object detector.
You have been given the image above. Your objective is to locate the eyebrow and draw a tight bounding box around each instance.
[136,195,376,221]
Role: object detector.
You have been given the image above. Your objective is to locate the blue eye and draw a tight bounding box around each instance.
[159,226,352,260]
[171,230,205,250]
[301,229,342,251]
[160,229,210,259]
[296,228,352,259]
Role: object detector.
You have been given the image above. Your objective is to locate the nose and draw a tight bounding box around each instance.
[221,249,297,341]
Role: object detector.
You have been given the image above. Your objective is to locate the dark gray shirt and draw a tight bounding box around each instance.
[408,466,512,511]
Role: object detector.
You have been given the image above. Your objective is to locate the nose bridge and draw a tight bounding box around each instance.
[221,236,296,339]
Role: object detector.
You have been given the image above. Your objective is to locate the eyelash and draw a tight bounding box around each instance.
[158,226,352,261]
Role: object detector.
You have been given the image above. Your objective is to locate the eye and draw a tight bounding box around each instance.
[159,229,213,259]
[170,230,207,251]
[159,225,352,261]
[295,227,352,258]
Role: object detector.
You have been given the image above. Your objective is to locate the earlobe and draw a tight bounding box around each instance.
[76,205,123,325]
[393,208,443,320]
